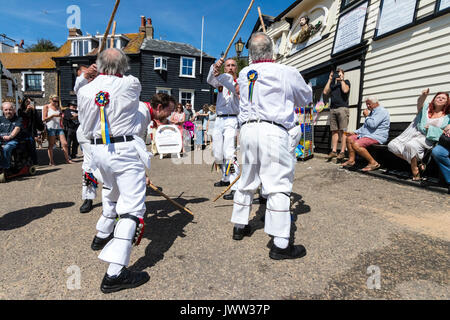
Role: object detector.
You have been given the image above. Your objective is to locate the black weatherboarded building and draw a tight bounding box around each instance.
[53,16,216,110]
[140,38,215,109]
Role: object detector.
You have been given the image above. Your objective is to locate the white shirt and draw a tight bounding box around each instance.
[74,73,89,94]
[207,65,240,116]
[237,62,312,130]
[137,101,152,138]
[77,74,142,139]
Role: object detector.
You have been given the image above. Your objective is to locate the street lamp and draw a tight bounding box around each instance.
[235,37,244,59]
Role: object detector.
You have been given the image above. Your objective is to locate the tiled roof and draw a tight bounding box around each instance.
[0,41,71,70]
[87,32,145,56]
[141,38,214,58]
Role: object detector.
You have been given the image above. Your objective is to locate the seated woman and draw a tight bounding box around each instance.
[18,97,44,165]
[388,89,449,180]
[431,126,450,193]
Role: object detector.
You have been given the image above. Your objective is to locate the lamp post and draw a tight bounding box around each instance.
[234,37,244,59]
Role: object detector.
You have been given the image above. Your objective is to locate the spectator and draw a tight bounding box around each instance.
[341,96,390,171]
[0,102,22,172]
[388,89,449,180]
[63,100,80,159]
[42,95,73,165]
[18,97,44,165]
[431,125,450,194]
[206,105,216,147]
[194,104,209,150]
[323,68,351,161]
[184,103,194,122]
[170,103,186,152]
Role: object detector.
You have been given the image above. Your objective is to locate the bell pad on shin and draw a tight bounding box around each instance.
[119,214,145,246]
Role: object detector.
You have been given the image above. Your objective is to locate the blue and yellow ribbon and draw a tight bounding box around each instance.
[95,91,111,144]
[247,70,258,103]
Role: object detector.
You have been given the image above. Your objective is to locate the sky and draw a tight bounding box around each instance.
[0,0,295,59]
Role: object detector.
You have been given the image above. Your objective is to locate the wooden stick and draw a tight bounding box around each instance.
[258,7,267,33]
[222,0,255,59]
[98,0,121,55]
[148,183,194,216]
[213,172,241,202]
[110,21,117,48]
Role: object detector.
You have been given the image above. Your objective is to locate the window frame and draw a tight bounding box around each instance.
[23,72,44,92]
[179,56,196,78]
[179,89,195,108]
[156,87,172,95]
[340,0,365,13]
[435,0,450,15]
[154,56,168,72]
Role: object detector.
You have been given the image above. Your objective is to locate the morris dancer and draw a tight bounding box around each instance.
[207,58,240,200]
[229,33,312,260]
[77,48,175,293]
[74,64,101,213]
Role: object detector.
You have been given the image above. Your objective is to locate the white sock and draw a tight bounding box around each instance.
[107,263,124,277]
[274,237,289,249]
[234,223,246,229]
[96,231,111,239]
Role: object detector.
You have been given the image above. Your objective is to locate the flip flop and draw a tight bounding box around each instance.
[362,163,380,172]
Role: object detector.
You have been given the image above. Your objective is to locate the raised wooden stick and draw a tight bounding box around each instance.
[258,7,267,33]
[148,183,194,216]
[98,0,121,55]
[110,21,117,48]
[213,172,241,202]
[222,0,255,59]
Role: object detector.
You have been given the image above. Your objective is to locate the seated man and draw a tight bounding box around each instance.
[341,96,390,171]
[0,102,22,172]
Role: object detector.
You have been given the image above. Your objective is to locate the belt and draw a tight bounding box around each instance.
[242,119,287,131]
[216,114,237,118]
[91,135,134,145]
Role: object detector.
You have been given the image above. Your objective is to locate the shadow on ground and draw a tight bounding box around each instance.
[0,202,75,231]
[129,196,208,271]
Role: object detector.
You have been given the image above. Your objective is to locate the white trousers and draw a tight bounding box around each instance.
[91,141,147,266]
[77,128,100,200]
[261,124,302,198]
[212,116,240,190]
[231,122,294,238]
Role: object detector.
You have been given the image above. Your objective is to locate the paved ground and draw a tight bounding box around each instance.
[0,146,448,300]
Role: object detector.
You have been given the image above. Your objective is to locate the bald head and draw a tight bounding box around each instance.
[2,102,15,119]
[249,32,273,61]
[96,48,129,75]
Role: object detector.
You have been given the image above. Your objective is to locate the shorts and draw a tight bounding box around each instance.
[329,107,349,132]
[347,134,379,148]
[47,128,65,137]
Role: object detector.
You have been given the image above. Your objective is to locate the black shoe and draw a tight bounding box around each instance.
[232,225,251,240]
[269,244,307,260]
[214,180,230,187]
[80,199,93,213]
[91,233,113,251]
[252,197,267,205]
[223,190,235,200]
[100,267,150,294]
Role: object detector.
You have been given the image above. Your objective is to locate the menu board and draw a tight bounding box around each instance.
[332,1,368,55]
[438,0,450,11]
[376,0,417,36]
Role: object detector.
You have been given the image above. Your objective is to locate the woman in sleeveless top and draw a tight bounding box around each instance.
[43,95,73,165]
[388,89,449,180]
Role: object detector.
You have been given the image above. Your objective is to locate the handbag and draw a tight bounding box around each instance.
[438,133,450,150]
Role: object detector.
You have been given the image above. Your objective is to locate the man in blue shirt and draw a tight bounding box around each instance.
[0,102,22,171]
[341,96,390,171]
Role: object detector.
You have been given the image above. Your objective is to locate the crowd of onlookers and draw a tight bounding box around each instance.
[1,83,449,193]
[322,68,449,192]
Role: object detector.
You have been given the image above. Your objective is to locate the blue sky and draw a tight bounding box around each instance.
[0,0,294,59]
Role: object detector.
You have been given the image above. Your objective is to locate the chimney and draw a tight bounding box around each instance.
[139,16,146,33]
[145,18,154,39]
[68,28,83,37]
